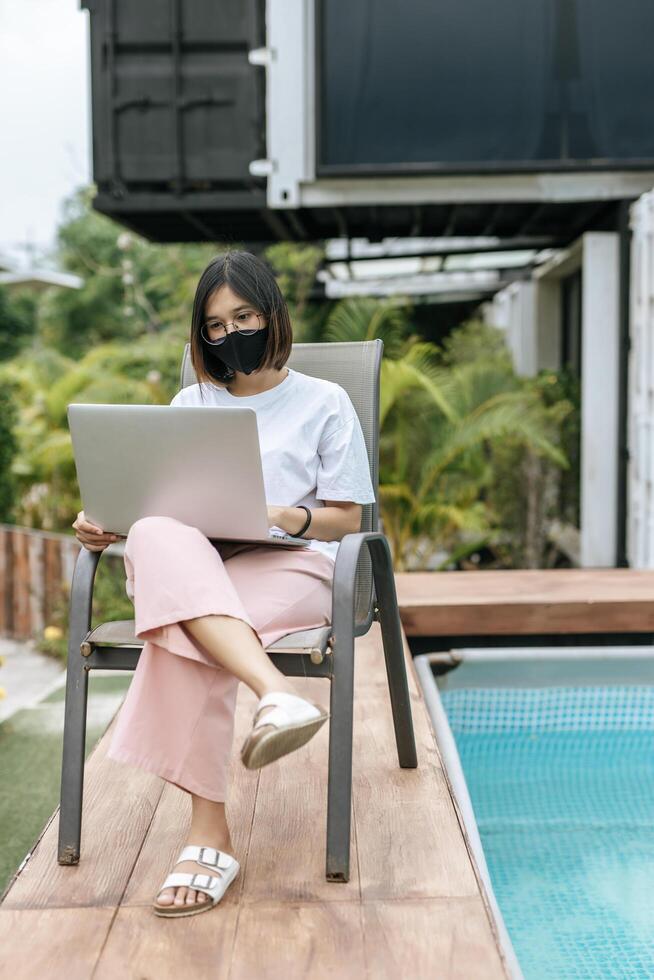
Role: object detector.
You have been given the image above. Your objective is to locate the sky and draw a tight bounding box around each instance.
[0,0,90,268]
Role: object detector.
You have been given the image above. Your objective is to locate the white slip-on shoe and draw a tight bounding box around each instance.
[241,691,330,770]
[152,844,240,917]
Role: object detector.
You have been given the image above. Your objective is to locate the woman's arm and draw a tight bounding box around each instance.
[268,501,362,541]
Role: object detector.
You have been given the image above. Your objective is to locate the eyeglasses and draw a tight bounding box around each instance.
[201,311,266,346]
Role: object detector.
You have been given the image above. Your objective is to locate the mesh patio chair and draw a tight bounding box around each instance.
[58,338,418,882]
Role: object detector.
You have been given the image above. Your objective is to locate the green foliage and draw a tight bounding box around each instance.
[0,286,37,361]
[264,242,327,341]
[0,327,185,531]
[0,184,580,573]
[0,388,18,522]
[484,365,578,568]
[325,302,576,570]
[323,295,415,358]
[439,317,513,367]
[39,186,219,358]
[36,551,134,661]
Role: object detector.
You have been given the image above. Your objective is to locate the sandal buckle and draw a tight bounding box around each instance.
[199,846,219,868]
[190,873,212,889]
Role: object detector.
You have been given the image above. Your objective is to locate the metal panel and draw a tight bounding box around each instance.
[82,0,264,192]
[316,0,654,176]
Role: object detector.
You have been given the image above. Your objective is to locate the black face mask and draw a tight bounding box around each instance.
[205,326,268,376]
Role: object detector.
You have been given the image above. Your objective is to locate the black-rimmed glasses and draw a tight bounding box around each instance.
[200,311,266,346]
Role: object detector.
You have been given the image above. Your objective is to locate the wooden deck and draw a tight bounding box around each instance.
[395,568,654,637]
[0,621,508,979]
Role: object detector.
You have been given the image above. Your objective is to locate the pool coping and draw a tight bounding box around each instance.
[415,652,525,980]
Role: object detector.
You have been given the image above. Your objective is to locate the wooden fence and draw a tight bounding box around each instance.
[0,524,83,641]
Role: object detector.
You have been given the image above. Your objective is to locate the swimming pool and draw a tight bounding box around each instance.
[415,649,654,980]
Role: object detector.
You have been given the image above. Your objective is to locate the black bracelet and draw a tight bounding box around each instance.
[295,505,312,537]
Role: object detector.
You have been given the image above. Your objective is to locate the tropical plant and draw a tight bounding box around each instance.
[0,285,37,361]
[264,241,327,341]
[322,300,572,570]
[484,364,579,568]
[0,329,184,531]
[3,187,579,579]
[39,186,222,357]
[322,295,414,356]
[0,387,18,522]
[37,552,135,662]
[381,343,569,569]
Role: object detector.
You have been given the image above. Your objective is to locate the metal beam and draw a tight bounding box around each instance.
[300,172,654,208]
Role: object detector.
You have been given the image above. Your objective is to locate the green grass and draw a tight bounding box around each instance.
[0,673,132,897]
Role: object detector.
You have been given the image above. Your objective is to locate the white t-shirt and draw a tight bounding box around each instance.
[169,366,376,563]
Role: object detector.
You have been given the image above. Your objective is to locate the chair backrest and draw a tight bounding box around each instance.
[179,339,383,630]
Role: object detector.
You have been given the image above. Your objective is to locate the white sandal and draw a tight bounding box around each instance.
[241,691,329,770]
[152,844,239,917]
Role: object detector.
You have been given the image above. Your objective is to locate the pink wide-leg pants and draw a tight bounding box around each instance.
[106,516,335,802]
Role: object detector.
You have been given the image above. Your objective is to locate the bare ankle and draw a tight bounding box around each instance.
[188,825,233,851]
[258,679,297,699]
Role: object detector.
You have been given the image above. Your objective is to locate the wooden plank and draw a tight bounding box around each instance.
[230,902,367,980]
[361,898,508,979]
[241,675,361,904]
[11,530,32,640]
[1,714,165,909]
[353,620,420,700]
[60,539,81,602]
[0,908,114,980]
[0,527,9,634]
[395,568,654,636]
[350,626,482,901]
[94,905,239,980]
[1,618,508,975]
[43,537,63,626]
[27,532,45,636]
[352,697,480,901]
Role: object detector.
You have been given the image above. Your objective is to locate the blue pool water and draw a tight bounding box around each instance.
[440,686,654,980]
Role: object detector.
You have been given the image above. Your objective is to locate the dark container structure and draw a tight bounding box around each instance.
[82,0,654,244]
[82,0,267,241]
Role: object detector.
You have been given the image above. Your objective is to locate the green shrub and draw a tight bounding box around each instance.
[36,549,134,661]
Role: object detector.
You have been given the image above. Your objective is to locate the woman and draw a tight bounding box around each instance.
[72,250,376,918]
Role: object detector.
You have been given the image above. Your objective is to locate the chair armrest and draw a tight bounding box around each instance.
[330,531,393,636]
[68,546,105,652]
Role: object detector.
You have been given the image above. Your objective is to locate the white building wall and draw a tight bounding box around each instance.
[482,281,538,375]
[627,192,654,567]
[580,233,620,567]
[535,280,561,371]
[486,234,620,567]
[483,277,561,377]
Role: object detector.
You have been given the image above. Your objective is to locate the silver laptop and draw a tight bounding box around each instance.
[67,403,308,548]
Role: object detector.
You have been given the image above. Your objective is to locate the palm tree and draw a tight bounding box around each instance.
[323,299,569,570]
[0,333,179,531]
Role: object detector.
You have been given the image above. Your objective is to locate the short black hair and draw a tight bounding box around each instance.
[189,250,293,389]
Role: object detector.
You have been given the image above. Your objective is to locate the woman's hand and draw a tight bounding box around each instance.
[267,505,311,536]
[266,505,287,529]
[72,510,123,552]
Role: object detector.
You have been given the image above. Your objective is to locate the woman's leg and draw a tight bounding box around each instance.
[109,516,334,909]
[182,613,298,697]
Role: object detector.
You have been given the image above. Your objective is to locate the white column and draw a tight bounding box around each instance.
[580,232,620,567]
[482,281,538,376]
[627,191,654,568]
[484,277,561,376]
[534,279,561,371]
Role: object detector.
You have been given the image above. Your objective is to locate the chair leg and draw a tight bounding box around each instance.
[370,541,418,769]
[57,645,89,865]
[325,630,355,882]
[57,547,100,864]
